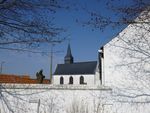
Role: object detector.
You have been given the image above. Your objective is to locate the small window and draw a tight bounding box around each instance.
[80,76,84,84]
[60,76,64,84]
[69,76,73,84]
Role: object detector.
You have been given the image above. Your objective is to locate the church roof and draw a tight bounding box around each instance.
[54,61,97,75]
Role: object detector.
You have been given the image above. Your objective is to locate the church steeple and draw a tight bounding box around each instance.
[64,44,74,64]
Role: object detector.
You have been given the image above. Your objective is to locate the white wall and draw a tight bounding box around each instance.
[102,11,150,113]
[103,10,150,89]
[0,84,112,113]
[53,74,95,85]
[1,84,150,113]
[104,23,150,88]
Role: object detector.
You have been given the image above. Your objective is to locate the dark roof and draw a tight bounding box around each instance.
[54,61,97,75]
[65,44,73,59]
[64,44,74,64]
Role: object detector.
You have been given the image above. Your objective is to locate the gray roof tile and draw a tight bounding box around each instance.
[54,61,97,75]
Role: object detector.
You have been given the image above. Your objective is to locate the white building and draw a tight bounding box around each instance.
[53,44,101,85]
[101,9,150,113]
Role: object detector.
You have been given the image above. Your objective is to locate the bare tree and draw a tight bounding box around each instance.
[83,0,150,30]
[0,0,68,52]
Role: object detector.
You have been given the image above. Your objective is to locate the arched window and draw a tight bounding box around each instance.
[60,76,64,84]
[69,76,73,84]
[80,76,84,84]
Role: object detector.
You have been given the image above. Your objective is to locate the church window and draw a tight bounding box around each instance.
[69,76,73,84]
[80,76,84,84]
[60,76,64,84]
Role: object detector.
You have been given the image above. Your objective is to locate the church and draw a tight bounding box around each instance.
[53,44,101,85]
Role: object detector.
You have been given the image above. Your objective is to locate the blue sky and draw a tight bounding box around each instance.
[0,0,128,78]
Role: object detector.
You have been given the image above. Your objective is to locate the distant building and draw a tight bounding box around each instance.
[53,44,101,85]
[0,74,50,84]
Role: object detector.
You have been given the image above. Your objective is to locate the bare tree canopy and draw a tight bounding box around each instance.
[0,0,67,51]
[83,0,150,30]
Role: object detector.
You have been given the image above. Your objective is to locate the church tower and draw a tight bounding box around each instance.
[64,44,74,64]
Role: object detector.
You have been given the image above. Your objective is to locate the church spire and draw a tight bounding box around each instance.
[64,44,74,64]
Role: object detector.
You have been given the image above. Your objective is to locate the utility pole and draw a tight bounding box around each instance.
[0,61,5,74]
[49,44,63,84]
[50,44,54,84]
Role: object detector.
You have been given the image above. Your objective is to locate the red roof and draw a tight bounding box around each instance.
[0,74,50,84]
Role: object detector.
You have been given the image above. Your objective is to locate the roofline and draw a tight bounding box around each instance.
[99,8,148,49]
[56,61,97,65]
[53,74,95,76]
[53,61,97,75]
[99,28,126,49]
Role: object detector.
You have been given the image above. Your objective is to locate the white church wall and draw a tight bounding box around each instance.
[53,74,95,85]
